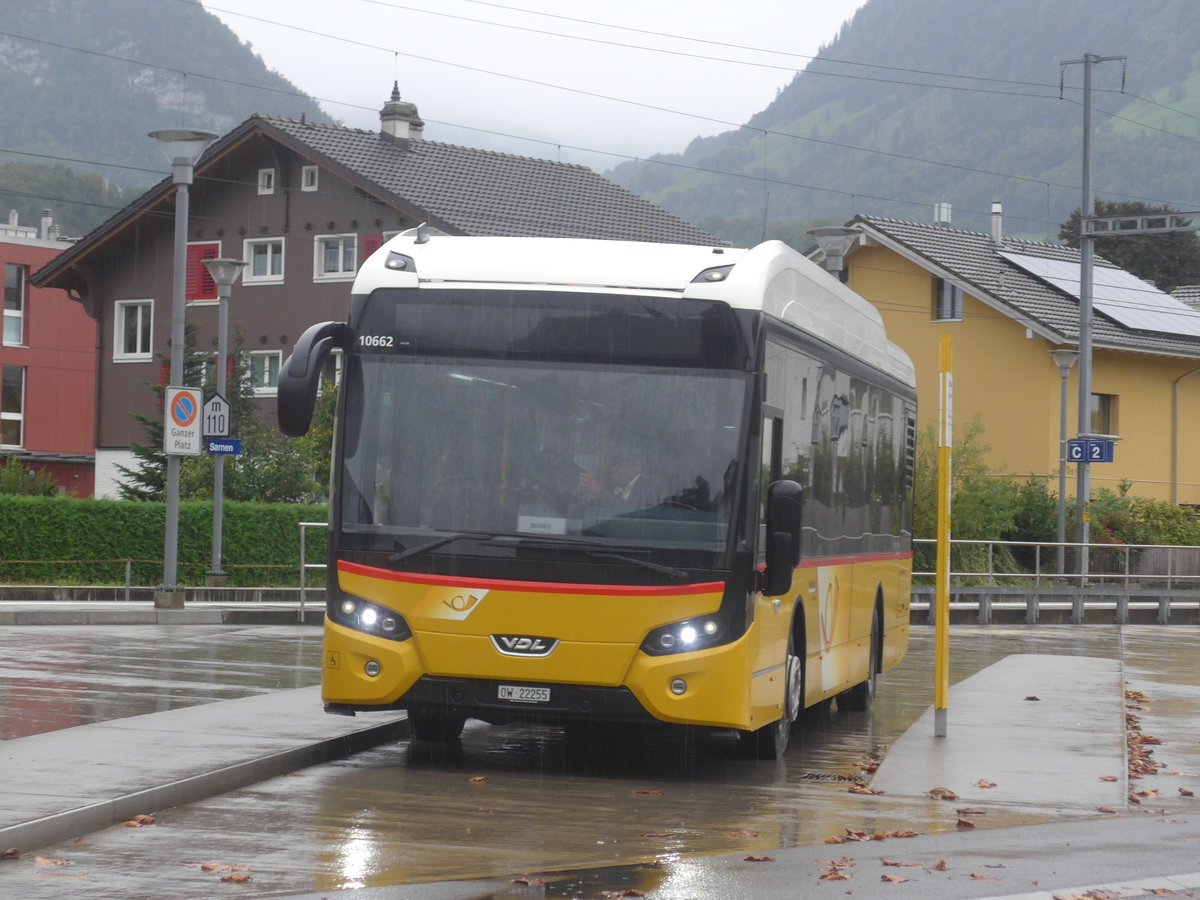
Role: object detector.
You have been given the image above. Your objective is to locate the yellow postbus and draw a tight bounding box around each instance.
[278,233,915,758]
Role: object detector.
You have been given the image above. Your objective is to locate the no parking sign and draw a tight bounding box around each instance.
[164,386,203,456]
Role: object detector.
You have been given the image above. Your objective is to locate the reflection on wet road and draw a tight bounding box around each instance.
[4,626,1199,899]
[0,625,321,739]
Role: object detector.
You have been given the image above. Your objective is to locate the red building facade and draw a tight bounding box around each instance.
[0,213,95,495]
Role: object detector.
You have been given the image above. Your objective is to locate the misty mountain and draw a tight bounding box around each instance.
[608,0,1200,245]
[0,0,331,234]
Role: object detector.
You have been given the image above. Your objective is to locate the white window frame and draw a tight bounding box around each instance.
[257,167,276,195]
[244,237,285,285]
[301,165,319,192]
[933,277,964,321]
[1,364,24,448]
[3,263,27,346]
[313,233,358,282]
[113,299,154,362]
[248,350,282,396]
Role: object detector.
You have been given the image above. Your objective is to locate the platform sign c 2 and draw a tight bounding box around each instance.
[164,386,203,456]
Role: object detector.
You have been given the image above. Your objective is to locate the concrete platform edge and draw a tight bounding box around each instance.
[0,715,407,852]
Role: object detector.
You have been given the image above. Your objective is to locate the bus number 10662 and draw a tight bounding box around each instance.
[358,334,395,348]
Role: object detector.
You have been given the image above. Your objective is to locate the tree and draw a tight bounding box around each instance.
[1059,201,1200,293]
[118,323,331,503]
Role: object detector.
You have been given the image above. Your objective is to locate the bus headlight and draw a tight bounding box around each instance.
[641,616,728,656]
[330,594,412,642]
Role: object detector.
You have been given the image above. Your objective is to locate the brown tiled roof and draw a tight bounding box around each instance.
[257,115,719,244]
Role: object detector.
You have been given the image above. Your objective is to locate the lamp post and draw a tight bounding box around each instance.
[807,225,861,280]
[1049,348,1080,576]
[149,127,218,608]
[202,257,246,587]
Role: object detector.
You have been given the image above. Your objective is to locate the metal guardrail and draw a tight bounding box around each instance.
[298,521,328,621]
[913,537,1200,589]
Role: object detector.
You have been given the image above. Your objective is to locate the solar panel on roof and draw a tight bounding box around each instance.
[999,251,1200,338]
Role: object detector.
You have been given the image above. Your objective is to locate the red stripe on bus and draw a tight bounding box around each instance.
[797,550,914,569]
[336,559,725,597]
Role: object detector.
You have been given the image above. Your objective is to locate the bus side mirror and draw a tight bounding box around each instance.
[278,321,349,437]
[763,480,803,597]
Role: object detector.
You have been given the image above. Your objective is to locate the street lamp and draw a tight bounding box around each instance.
[807,225,861,280]
[149,127,218,609]
[1050,348,1080,576]
[203,257,246,587]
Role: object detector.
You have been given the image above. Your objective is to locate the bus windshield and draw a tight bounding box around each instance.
[336,288,751,562]
[341,356,746,552]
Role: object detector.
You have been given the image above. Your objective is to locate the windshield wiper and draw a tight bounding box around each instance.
[389,533,475,564]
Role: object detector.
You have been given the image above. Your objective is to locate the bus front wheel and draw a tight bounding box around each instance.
[408,708,466,742]
[738,633,800,760]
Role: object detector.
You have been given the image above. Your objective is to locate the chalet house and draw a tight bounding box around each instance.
[1,211,94,495]
[817,207,1200,505]
[33,86,719,498]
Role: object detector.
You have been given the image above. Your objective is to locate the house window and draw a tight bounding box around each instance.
[186,241,220,302]
[314,234,358,281]
[932,277,963,321]
[244,238,284,284]
[301,166,319,191]
[1090,393,1118,435]
[3,263,26,345]
[257,168,276,195]
[1,365,24,447]
[248,350,281,396]
[114,300,153,361]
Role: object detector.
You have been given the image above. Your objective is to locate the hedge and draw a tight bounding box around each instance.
[0,495,328,586]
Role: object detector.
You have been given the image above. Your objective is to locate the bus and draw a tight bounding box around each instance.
[278,232,916,759]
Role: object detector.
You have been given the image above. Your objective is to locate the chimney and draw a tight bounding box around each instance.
[991,201,1003,244]
[7,209,17,227]
[379,81,424,147]
[934,202,952,226]
[40,209,52,241]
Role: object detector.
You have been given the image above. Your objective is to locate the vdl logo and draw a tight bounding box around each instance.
[490,634,559,657]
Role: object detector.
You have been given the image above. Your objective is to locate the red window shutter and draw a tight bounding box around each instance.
[186,243,220,301]
[361,233,384,263]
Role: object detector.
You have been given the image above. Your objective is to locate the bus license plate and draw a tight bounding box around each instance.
[498,684,551,704]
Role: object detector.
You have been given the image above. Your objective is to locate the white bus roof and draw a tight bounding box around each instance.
[355,234,915,387]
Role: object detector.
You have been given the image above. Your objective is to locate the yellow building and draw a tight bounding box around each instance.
[818,210,1200,505]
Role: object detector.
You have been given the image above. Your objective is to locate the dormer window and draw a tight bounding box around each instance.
[301,166,318,192]
[932,277,963,321]
[257,168,276,195]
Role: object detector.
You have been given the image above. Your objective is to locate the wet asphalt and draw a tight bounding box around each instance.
[0,618,1197,899]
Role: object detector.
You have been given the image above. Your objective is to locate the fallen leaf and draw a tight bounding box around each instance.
[881,874,910,882]
[220,873,253,883]
[2,848,19,860]
[1180,788,1195,797]
[927,787,957,800]
[1097,806,1117,814]
[956,819,976,830]
[1098,775,1118,782]
[1136,789,1159,799]
[969,873,999,881]
[512,877,545,887]
[1160,819,1185,825]
[633,789,663,796]
[600,891,644,898]
[1168,770,1199,777]
[730,829,759,838]
[974,779,997,789]
[33,856,70,867]
[1024,695,1041,701]
[930,860,948,871]
[200,864,250,873]
[1148,889,1194,896]
[956,808,987,816]
[880,859,919,868]
[849,782,884,795]
[468,776,487,784]
[820,871,851,881]
[743,855,775,862]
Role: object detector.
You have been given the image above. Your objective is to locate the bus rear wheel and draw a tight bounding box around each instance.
[408,708,466,742]
[839,606,881,712]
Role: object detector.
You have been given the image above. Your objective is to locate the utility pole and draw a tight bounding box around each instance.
[1060,51,1124,583]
